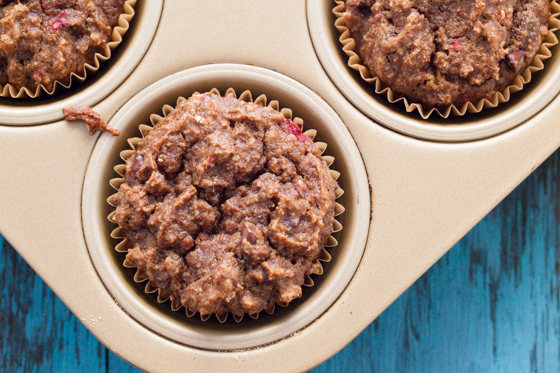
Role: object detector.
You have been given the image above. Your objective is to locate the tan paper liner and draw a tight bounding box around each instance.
[106,88,345,323]
[0,0,136,99]
[334,0,560,119]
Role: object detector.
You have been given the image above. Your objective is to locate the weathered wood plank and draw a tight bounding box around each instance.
[2,149,560,372]
[0,238,106,373]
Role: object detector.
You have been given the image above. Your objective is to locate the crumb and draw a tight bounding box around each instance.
[63,105,120,136]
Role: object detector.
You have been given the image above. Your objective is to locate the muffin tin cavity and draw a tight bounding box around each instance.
[0,0,163,126]
[81,64,370,351]
[308,0,560,142]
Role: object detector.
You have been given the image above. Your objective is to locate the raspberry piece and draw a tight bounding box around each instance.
[51,12,68,31]
[452,40,462,52]
[32,71,43,82]
[280,118,309,142]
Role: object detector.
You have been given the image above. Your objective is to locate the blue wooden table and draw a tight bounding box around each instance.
[2,148,560,372]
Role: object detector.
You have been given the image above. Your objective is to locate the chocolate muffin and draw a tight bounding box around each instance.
[113,92,338,318]
[344,0,551,107]
[0,0,127,91]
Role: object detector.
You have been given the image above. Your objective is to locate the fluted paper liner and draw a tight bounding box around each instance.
[334,0,560,119]
[107,88,345,324]
[0,0,136,99]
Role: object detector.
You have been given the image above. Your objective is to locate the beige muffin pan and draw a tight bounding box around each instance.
[1,1,559,372]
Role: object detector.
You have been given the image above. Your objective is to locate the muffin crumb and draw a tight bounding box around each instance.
[63,106,119,136]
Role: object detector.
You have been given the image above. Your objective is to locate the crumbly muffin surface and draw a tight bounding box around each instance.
[344,0,550,107]
[0,0,125,91]
[114,93,337,317]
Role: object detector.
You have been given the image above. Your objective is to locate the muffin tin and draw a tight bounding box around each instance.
[1,1,560,372]
[84,66,368,350]
[310,0,560,141]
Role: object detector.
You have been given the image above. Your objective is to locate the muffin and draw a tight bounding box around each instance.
[112,92,339,320]
[0,0,129,94]
[343,0,551,108]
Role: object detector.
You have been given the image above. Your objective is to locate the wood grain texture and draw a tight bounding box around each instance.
[2,149,560,372]
[0,238,106,373]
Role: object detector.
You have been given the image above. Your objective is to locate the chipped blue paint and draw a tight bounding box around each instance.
[2,150,560,372]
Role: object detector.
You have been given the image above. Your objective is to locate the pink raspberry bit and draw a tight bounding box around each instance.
[452,40,462,52]
[32,71,43,82]
[280,118,309,142]
[51,13,68,31]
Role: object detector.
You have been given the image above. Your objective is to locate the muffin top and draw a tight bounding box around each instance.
[344,0,550,107]
[0,0,126,91]
[114,93,337,317]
